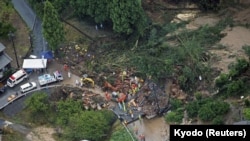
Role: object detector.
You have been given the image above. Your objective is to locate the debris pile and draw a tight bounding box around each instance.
[51,85,107,110]
[170,83,188,101]
[102,70,171,123]
[81,93,107,110]
[102,71,144,103]
[134,81,170,119]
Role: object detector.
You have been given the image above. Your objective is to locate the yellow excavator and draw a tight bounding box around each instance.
[81,74,95,88]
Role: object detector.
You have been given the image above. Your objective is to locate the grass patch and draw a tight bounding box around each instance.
[1,130,25,141]
[63,23,85,43]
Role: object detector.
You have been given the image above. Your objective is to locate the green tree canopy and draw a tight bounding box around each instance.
[109,0,147,35]
[0,0,15,38]
[64,110,115,141]
[52,0,70,14]
[70,0,147,35]
[25,92,49,114]
[42,0,64,51]
[198,101,230,122]
[56,99,82,126]
[109,126,135,141]
[165,108,184,124]
[243,108,250,120]
[70,0,109,23]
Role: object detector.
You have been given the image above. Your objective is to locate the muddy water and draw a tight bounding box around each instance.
[128,116,169,141]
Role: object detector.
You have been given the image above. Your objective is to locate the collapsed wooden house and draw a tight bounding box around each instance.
[134,80,171,119]
[111,79,171,124]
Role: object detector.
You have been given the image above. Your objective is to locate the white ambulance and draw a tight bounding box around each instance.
[7,69,28,87]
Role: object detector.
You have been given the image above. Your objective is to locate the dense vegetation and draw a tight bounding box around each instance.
[0,0,15,38]
[28,0,147,36]
[25,92,117,141]
[165,97,230,124]
[42,1,64,51]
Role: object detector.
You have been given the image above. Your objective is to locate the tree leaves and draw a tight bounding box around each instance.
[56,99,82,125]
[109,0,147,35]
[25,92,49,114]
[243,108,250,120]
[64,110,114,141]
[42,0,64,51]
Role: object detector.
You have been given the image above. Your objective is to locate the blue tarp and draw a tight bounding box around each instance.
[40,51,53,59]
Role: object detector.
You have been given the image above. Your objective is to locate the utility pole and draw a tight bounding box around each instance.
[29,32,33,52]
[8,31,20,68]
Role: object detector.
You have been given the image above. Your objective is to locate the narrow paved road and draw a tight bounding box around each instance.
[11,0,35,29]
[12,0,47,57]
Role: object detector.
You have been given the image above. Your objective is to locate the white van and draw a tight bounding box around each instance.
[20,82,37,93]
[7,69,28,87]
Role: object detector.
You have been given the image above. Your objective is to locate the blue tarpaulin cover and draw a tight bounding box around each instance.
[40,51,53,59]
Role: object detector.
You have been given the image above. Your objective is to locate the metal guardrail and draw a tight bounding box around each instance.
[0,84,62,110]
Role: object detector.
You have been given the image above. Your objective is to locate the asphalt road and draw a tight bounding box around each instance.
[0,72,47,110]
[11,0,47,57]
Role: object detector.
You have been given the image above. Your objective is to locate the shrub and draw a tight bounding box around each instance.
[215,73,230,87]
[226,80,245,96]
[212,116,224,125]
[211,101,230,114]
[169,98,183,110]
[186,101,199,118]
[165,108,184,124]
[229,59,249,78]
[194,92,202,100]
[245,99,250,107]
[198,101,230,122]
[243,108,250,120]
[198,106,216,121]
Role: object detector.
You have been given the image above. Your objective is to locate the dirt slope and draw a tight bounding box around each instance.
[185,7,250,74]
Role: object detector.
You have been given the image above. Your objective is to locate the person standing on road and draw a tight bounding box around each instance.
[68,71,71,79]
[64,64,69,71]
[75,79,79,86]
[133,125,138,135]
[139,134,145,141]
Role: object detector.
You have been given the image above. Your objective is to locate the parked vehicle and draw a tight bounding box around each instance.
[7,69,28,87]
[20,82,37,93]
[53,70,63,81]
[38,70,63,86]
[0,82,6,93]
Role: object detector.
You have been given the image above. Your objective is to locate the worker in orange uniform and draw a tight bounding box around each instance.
[105,91,111,101]
[63,64,69,71]
[139,134,145,141]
